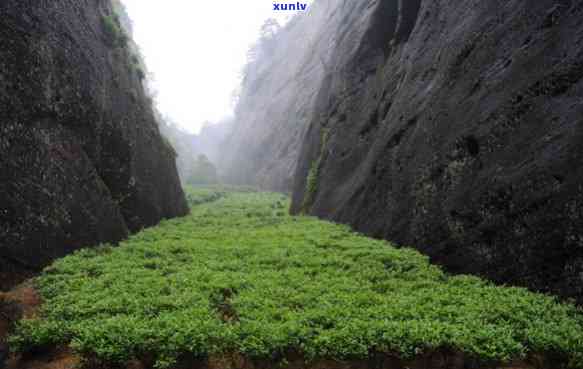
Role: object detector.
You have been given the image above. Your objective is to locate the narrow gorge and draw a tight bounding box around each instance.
[1,0,583,368]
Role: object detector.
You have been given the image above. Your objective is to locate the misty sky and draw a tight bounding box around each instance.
[121,1,307,134]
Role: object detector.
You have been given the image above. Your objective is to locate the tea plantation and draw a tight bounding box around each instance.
[10,188,583,368]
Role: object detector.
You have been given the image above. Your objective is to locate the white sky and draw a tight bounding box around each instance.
[121,1,306,134]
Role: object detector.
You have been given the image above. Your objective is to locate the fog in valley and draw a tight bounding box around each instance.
[118,0,306,185]
[2,1,583,367]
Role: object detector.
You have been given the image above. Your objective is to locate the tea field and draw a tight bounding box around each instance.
[10,187,583,368]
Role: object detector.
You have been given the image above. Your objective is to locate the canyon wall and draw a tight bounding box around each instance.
[292,0,583,303]
[0,0,189,289]
[220,1,344,192]
[228,0,583,303]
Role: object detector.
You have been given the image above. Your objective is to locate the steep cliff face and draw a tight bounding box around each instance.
[289,0,583,302]
[0,0,188,289]
[220,2,345,192]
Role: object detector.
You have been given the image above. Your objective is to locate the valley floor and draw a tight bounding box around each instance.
[2,187,583,369]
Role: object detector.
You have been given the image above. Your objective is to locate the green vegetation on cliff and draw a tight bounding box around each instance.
[10,188,583,368]
[102,13,128,48]
[301,129,329,213]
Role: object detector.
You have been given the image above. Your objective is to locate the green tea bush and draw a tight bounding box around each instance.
[10,191,583,368]
[184,186,226,206]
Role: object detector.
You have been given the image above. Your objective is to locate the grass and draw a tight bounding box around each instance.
[9,188,583,368]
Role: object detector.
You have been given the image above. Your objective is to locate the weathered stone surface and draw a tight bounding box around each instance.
[0,0,188,289]
[290,0,583,303]
[220,1,352,192]
[225,0,583,302]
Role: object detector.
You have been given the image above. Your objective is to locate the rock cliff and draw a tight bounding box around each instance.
[227,0,583,303]
[220,2,343,192]
[0,0,188,289]
[292,0,583,303]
